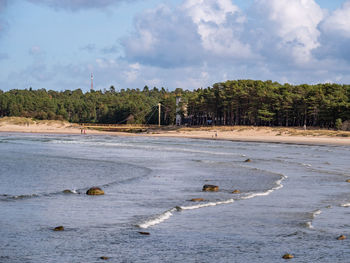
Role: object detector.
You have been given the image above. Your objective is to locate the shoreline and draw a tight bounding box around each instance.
[144,130,350,146]
[1,121,350,146]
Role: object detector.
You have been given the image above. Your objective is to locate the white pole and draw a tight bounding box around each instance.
[158,103,161,127]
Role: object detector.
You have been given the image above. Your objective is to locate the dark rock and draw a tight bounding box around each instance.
[337,235,346,240]
[53,226,64,231]
[86,187,104,195]
[282,254,294,259]
[175,206,182,211]
[244,159,251,163]
[202,185,219,192]
[190,198,204,202]
[232,190,241,194]
[138,231,150,235]
[63,189,75,194]
[100,256,109,260]
[346,179,350,183]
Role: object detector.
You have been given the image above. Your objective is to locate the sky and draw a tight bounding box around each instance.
[0,0,349,92]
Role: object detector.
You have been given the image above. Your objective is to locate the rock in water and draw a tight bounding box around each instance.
[138,231,150,235]
[63,189,77,194]
[282,254,294,259]
[175,206,182,211]
[232,190,241,194]
[100,256,109,260]
[346,179,350,183]
[337,235,346,240]
[86,187,104,195]
[202,185,219,192]
[244,159,251,163]
[53,226,64,231]
[190,198,204,202]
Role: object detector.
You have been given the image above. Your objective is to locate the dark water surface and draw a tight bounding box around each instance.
[0,133,349,262]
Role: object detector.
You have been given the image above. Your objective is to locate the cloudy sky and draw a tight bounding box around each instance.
[0,0,349,92]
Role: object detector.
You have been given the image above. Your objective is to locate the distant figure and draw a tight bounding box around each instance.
[83,129,86,135]
[81,128,83,134]
[215,132,218,138]
[303,124,306,130]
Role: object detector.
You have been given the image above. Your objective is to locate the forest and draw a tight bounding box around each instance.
[0,80,349,128]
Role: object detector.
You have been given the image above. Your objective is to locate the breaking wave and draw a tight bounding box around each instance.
[138,175,286,229]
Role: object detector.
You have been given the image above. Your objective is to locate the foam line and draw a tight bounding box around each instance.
[138,175,286,229]
[180,199,234,210]
[138,208,177,229]
[306,209,322,229]
[138,199,235,229]
[241,176,286,200]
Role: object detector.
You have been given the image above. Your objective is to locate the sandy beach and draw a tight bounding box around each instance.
[1,117,350,146]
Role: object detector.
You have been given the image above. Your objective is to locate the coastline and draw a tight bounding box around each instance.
[145,129,350,146]
[1,119,350,146]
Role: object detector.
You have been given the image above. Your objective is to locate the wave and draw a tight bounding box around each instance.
[0,188,81,201]
[138,175,286,229]
[180,199,234,210]
[241,175,286,200]
[0,193,43,202]
[305,209,323,229]
[137,199,236,229]
[138,208,178,229]
[341,203,350,207]
[254,157,348,178]
[0,169,150,202]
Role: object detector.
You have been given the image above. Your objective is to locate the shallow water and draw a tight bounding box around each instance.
[0,133,349,262]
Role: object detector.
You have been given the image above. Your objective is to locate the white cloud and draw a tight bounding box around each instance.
[4,0,350,93]
[123,0,253,68]
[322,1,350,38]
[184,0,252,58]
[251,0,324,64]
[123,4,203,68]
[183,0,239,25]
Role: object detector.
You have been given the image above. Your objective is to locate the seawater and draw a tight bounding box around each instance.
[0,133,349,262]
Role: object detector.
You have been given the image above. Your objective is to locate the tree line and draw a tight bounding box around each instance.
[0,80,349,128]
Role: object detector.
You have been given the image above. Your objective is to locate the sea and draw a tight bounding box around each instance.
[0,133,349,263]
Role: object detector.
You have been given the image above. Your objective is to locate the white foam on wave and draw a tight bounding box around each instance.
[138,199,235,229]
[302,163,312,167]
[138,175,286,229]
[306,222,314,229]
[66,189,79,194]
[241,176,286,200]
[180,199,234,210]
[306,209,322,229]
[341,203,350,207]
[12,193,40,199]
[138,208,177,229]
[312,209,322,218]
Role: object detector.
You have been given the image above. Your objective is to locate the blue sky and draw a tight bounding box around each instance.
[0,0,349,92]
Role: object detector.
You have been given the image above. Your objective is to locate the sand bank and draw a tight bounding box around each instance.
[1,118,349,146]
[146,128,350,146]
